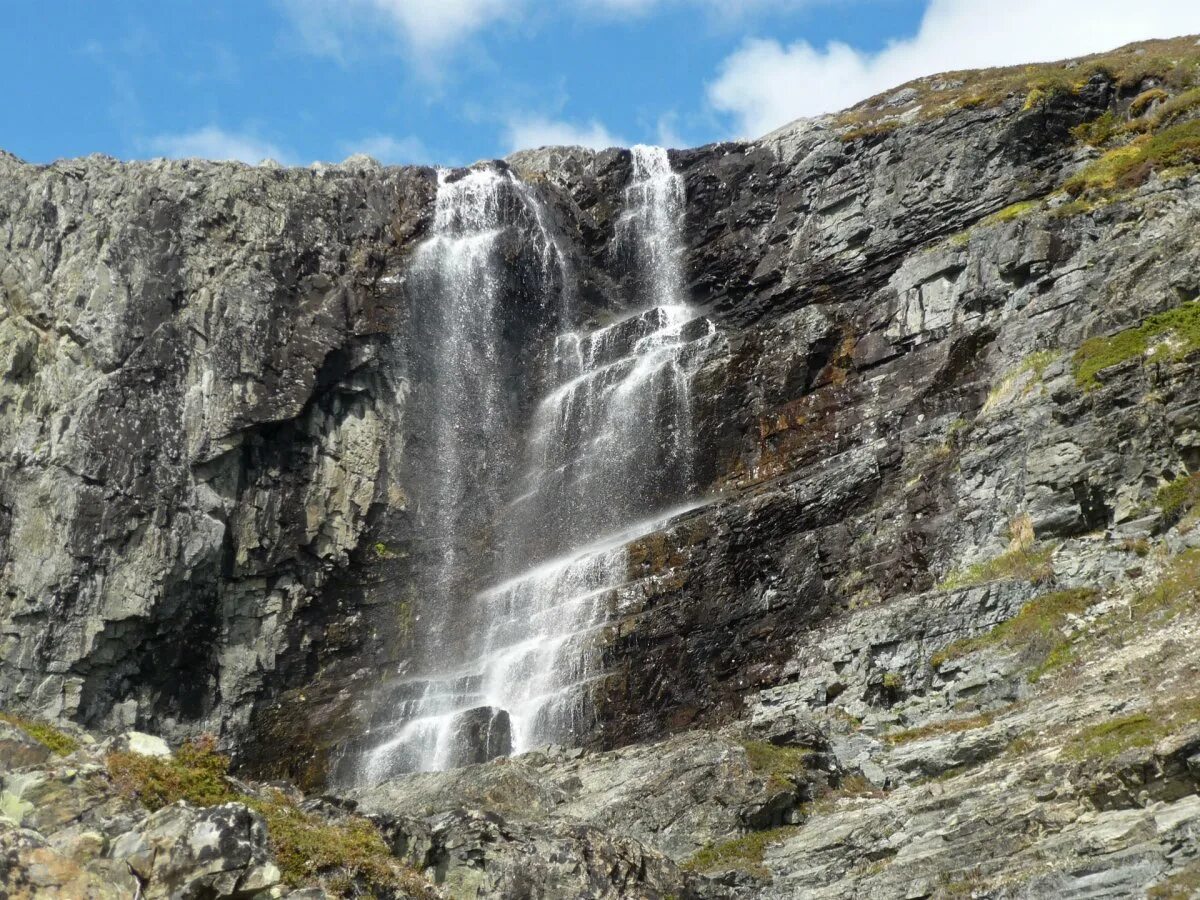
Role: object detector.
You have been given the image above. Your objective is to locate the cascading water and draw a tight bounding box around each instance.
[360,147,716,783]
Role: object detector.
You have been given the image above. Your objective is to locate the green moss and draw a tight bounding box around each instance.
[881,671,905,692]
[682,826,799,878]
[930,587,1098,670]
[1064,120,1200,199]
[984,199,1041,224]
[1072,110,1120,146]
[107,738,431,898]
[1155,474,1200,520]
[1065,696,1200,761]
[0,713,79,756]
[742,740,811,793]
[1072,300,1200,390]
[938,543,1056,592]
[886,712,995,746]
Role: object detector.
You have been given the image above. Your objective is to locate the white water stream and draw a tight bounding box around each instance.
[361,147,715,781]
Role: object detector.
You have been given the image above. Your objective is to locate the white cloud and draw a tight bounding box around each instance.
[505,116,625,151]
[709,0,1200,138]
[338,134,430,164]
[147,126,291,164]
[281,0,516,62]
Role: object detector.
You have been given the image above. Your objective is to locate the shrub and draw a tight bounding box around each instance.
[1072,300,1200,390]
[0,713,79,756]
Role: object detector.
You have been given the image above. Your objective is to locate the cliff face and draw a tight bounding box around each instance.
[3,35,1200,899]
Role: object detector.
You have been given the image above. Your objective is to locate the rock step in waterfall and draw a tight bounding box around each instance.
[360,146,718,783]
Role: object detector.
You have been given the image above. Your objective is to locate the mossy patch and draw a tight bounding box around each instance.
[682,826,799,879]
[1072,300,1200,390]
[0,712,79,756]
[938,543,1055,592]
[885,711,996,746]
[1155,474,1200,520]
[106,738,431,898]
[929,587,1098,670]
[1134,549,1200,621]
[1063,696,1200,763]
[983,199,1041,224]
[1063,120,1200,199]
[252,793,432,898]
[742,740,812,794]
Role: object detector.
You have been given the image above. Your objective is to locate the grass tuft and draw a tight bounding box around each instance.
[1072,300,1200,390]
[0,713,79,756]
[742,740,812,794]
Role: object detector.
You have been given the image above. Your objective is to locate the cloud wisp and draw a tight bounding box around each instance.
[146,126,292,164]
[708,0,1200,138]
[505,115,625,152]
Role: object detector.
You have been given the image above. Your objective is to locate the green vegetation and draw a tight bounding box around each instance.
[1129,88,1169,118]
[1072,301,1200,390]
[0,712,79,756]
[1155,474,1200,520]
[982,199,1041,224]
[929,588,1098,670]
[881,671,905,692]
[1134,549,1200,621]
[836,36,1200,137]
[838,119,901,143]
[106,738,430,898]
[682,827,799,878]
[1064,120,1200,199]
[886,711,996,746]
[253,793,431,898]
[1063,697,1200,762]
[742,740,811,793]
[1149,860,1200,899]
[1072,111,1121,146]
[938,543,1055,591]
[107,736,233,810]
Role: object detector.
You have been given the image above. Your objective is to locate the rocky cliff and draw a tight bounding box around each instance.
[3,34,1200,900]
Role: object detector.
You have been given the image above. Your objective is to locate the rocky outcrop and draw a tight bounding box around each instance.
[3,33,1200,900]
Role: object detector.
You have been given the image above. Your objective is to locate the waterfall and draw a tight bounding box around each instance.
[360,147,715,782]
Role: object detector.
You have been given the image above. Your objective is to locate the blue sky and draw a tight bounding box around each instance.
[4,1,1199,166]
